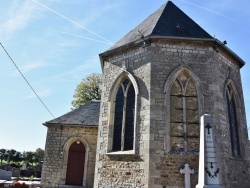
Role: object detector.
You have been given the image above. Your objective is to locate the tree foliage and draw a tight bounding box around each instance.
[0,148,44,165]
[35,148,45,162]
[72,73,102,109]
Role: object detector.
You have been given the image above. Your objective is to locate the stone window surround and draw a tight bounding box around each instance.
[107,70,139,155]
[60,136,91,187]
[225,79,242,157]
[164,65,204,153]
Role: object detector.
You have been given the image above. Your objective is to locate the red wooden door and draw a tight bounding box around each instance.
[66,141,85,185]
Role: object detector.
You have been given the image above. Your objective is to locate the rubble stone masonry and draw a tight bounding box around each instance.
[95,38,250,188]
[41,126,98,188]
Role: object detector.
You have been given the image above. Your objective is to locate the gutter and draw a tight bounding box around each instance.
[99,36,245,70]
[43,123,98,128]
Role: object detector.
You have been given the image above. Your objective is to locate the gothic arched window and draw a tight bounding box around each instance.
[170,74,199,152]
[226,85,240,156]
[112,79,135,151]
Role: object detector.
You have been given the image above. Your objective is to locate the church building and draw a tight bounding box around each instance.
[41,1,250,188]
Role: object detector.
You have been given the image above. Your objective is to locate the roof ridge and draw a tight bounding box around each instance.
[107,1,212,51]
[108,2,167,51]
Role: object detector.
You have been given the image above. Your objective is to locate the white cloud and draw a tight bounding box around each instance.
[53,56,101,82]
[180,0,250,27]
[11,61,51,76]
[68,56,101,74]
[25,89,52,99]
[0,1,42,39]
[79,1,121,32]
[43,26,113,45]
[57,40,81,48]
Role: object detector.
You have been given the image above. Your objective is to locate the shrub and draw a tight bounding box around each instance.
[11,181,29,188]
[10,162,21,168]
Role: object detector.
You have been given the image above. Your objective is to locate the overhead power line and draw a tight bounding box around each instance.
[1,43,68,156]
[0,42,56,120]
[31,0,114,45]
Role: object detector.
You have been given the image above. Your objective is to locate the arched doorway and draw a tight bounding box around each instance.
[66,141,85,186]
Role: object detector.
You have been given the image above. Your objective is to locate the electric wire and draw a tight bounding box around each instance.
[31,0,113,45]
[0,42,64,156]
[0,42,56,119]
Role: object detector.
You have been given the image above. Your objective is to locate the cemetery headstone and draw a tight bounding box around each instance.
[180,163,194,188]
[0,169,12,180]
[36,171,41,178]
[21,162,27,170]
[12,168,20,177]
[4,164,10,171]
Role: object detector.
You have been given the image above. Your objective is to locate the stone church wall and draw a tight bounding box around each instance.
[41,126,98,188]
[95,46,151,187]
[148,39,250,188]
[95,39,249,188]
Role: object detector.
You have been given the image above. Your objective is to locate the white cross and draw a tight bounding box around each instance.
[180,163,194,188]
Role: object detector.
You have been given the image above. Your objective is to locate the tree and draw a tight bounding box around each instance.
[35,148,44,162]
[11,151,22,163]
[0,149,6,164]
[5,149,16,163]
[72,73,102,109]
[0,148,44,166]
[25,151,36,165]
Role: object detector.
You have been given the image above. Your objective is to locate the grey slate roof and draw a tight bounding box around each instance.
[109,1,213,50]
[44,100,100,127]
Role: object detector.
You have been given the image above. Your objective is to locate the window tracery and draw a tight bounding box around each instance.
[112,79,135,151]
[170,74,199,152]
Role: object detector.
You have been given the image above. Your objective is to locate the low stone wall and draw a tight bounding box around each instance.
[153,154,198,188]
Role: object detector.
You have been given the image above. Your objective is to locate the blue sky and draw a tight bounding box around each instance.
[0,0,249,152]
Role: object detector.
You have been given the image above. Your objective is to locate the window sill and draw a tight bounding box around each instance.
[166,150,199,156]
[106,150,135,155]
[229,156,244,161]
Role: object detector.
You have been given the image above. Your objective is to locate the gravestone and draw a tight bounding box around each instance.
[180,163,194,188]
[196,114,224,188]
[20,169,35,177]
[12,168,20,177]
[3,164,11,171]
[21,162,27,170]
[36,171,41,178]
[0,169,12,180]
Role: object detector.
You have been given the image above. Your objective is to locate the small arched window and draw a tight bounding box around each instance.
[112,79,135,151]
[170,74,199,152]
[226,85,240,156]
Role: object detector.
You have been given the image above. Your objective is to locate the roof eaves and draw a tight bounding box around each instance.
[100,36,245,69]
[44,123,98,128]
[214,39,245,68]
[99,35,214,60]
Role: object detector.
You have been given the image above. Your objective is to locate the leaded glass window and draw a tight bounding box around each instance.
[170,74,199,152]
[113,79,135,151]
[226,85,240,156]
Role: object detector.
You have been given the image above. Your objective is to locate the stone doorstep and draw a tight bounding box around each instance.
[58,185,86,188]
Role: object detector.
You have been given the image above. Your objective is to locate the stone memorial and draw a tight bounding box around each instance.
[0,169,12,181]
[180,163,194,188]
[21,162,27,170]
[196,114,224,188]
[12,168,20,177]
